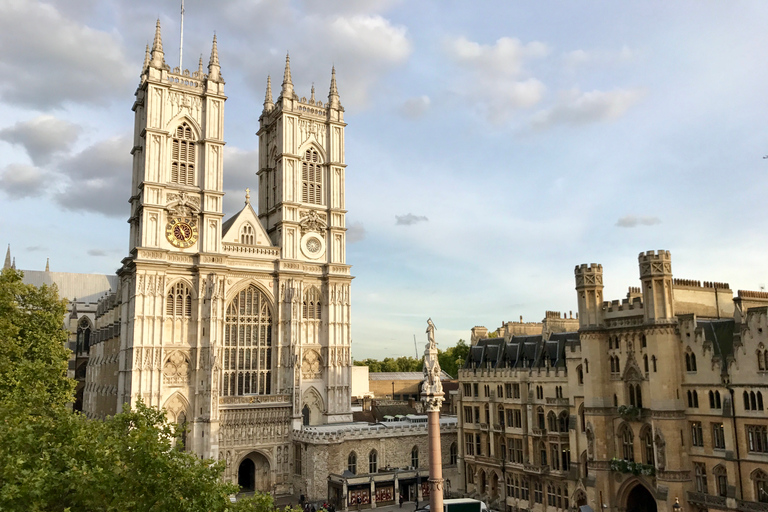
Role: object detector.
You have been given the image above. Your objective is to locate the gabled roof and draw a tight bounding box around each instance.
[221,202,273,247]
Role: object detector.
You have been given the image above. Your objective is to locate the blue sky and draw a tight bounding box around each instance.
[2,0,768,359]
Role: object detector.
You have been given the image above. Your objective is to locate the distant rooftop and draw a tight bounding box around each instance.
[21,270,117,303]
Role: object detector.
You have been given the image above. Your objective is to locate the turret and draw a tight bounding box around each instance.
[574,263,604,328]
[263,75,274,112]
[638,250,674,322]
[207,34,221,82]
[149,19,165,70]
[280,53,293,99]
[328,66,340,110]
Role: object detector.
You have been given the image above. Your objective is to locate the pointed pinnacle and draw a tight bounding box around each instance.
[283,53,292,85]
[143,44,150,70]
[3,244,10,270]
[150,19,165,69]
[208,34,221,81]
[209,34,219,66]
[198,54,203,73]
[152,19,163,53]
[311,83,315,103]
[328,65,340,108]
[264,75,274,109]
[45,257,50,272]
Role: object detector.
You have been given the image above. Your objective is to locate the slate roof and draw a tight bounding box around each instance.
[21,270,118,303]
[464,332,578,370]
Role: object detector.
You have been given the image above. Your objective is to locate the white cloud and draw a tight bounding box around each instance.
[347,221,366,243]
[55,136,132,217]
[531,88,646,129]
[562,46,636,71]
[395,213,428,226]
[0,0,133,109]
[222,146,259,216]
[444,36,548,123]
[0,164,52,198]
[448,36,549,76]
[616,215,662,228]
[399,95,431,119]
[0,116,81,165]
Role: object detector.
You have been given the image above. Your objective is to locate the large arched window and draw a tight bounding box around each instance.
[171,122,196,185]
[302,148,322,205]
[348,452,357,474]
[166,282,192,318]
[620,424,634,462]
[411,446,419,468]
[558,412,569,433]
[223,285,272,396]
[369,450,378,474]
[303,286,322,320]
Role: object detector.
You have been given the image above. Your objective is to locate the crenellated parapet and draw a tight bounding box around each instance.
[575,263,604,329]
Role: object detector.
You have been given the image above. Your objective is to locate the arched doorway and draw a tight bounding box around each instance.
[490,472,498,498]
[238,458,255,491]
[478,471,486,495]
[625,484,657,512]
[237,452,271,492]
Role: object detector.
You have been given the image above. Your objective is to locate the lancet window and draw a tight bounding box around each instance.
[302,148,322,205]
[223,285,272,396]
[303,286,322,320]
[171,122,196,186]
[166,282,192,318]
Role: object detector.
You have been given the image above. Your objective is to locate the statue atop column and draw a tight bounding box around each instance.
[422,319,445,512]
[422,318,444,402]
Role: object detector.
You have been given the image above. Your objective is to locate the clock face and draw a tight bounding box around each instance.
[166,217,199,248]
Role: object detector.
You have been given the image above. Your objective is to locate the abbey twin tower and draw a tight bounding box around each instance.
[79,21,353,492]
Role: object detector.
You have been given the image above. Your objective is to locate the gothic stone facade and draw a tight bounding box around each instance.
[83,22,353,496]
[458,250,768,512]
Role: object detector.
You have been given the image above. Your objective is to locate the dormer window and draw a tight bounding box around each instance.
[171,122,196,186]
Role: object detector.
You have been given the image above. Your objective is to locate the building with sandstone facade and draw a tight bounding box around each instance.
[458,250,768,512]
[5,20,458,505]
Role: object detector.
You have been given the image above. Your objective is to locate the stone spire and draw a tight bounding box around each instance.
[142,44,150,73]
[264,75,274,111]
[197,54,203,76]
[310,83,315,103]
[3,244,10,270]
[328,65,340,109]
[149,19,166,69]
[208,34,221,81]
[45,257,50,272]
[281,53,293,98]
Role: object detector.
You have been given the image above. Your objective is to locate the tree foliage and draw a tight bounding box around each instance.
[0,267,74,408]
[354,339,470,378]
[0,268,291,512]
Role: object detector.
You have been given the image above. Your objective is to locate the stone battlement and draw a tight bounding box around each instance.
[738,290,768,299]
[604,296,643,312]
[638,249,671,262]
[292,419,458,444]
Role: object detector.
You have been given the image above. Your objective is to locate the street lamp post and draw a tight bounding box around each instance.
[672,497,681,512]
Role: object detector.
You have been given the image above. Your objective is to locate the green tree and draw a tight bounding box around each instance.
[437,339,470,378]
[0,267,290,512]
[0,267,74,408]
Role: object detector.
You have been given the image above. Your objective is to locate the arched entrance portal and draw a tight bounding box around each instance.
[625,484,657,512]
[237,452,271,492]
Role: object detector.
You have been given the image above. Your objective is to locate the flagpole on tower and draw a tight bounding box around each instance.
[179,0,185,70]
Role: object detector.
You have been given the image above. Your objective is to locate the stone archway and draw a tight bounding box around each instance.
[490,472,499,498]
[237,452,271,493]
[624,483,657,512]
